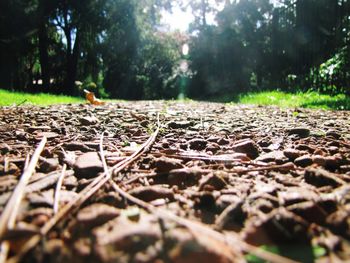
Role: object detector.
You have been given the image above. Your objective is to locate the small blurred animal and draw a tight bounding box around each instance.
[83,89,105,105]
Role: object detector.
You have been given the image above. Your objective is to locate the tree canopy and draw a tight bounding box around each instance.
[1,0,350,99]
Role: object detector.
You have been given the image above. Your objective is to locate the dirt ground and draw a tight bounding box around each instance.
[1,101,350,262]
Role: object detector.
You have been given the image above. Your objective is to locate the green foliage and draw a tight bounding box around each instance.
[306,47,350,95]
[188,0,350,96]
[1,0,350,100]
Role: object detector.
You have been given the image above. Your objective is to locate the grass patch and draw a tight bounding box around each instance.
[245,244,326,263]
[237,90,350,110]
[0,89,83,106]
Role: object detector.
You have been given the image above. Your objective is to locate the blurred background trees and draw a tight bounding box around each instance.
[0,0,350,99]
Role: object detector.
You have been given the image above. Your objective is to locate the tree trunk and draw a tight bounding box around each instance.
[65,30,81,95]
[38,21,50,92]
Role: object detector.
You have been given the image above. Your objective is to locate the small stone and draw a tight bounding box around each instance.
[188,138,208,151]
[295,144,314,153]
[27,190,54,206]
[288,127,310,138]
[304,167,343,187]
[217,138,230,145]
[63,142,93,152]
[151,156,184,173]
[4,163,20,175]
[257,151,288,164]
[199,172,228,191]
[244,208,309,243]
[167,121,194,129]
[232,139,259,159]
[77,203,120,228]
[0,143,11,154]
[326,210,349,235]
[39,158,59,173]
[340,165,350,173]
[283,149,303,160]
[324,156,341,170]
[294,155,313,167]
[278,187,319,206]
[79,116,98,126]
[168,168,202,187]
[312,155,326,166]
[27,126,51,132]
[0,176,18,192]
[288,201,328,225]
[2,222,39,241]
[314,148,326,156]
[74,152,103,178]
[63,175,78,188]
[128,186,174,202]
[328,146,339,155]
[206,143,221,153]
[326,131,341,139]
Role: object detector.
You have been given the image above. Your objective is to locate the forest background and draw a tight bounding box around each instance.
[1,0,349,101]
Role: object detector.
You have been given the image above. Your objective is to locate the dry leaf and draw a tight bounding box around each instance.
[83,89,105,105]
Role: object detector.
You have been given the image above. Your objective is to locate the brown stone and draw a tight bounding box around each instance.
[74,152,103,178]
[232,139,259,159]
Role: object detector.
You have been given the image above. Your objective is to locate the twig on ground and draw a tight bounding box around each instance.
[99,132,109,177]
[234,162,298,174]
[0,137,47,238]
[53,164,67,214]
[8,115,161,263]
[16,99,27,107]
[108,180,297,263]
[0,137,47,263]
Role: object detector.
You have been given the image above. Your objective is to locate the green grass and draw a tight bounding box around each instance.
[0,89,83,106]
[0,88,349,110]
[237,90,350,110]
[245,244,326,263]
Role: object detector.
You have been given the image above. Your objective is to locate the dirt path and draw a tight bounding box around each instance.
[0,101,350,262]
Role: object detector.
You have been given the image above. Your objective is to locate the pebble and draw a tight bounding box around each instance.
[39,158,59,173]
[232,139,259,159]
[326,131,341,139]
[74,152,103,178]
[217,138,230,145]
[288,127,310,138]
[199,171,228,191]
[63,142,94,152]
[304,167,343,187]
[206,142,221,154]
[128,186,174,202]
[79,116,98,126]
[77,203,120,228]
[167,120,194,129]
[257,151,288,164]
[294,155,313,167]
[188,138,208,150]
[283,149,304,161]
[0,143,11,154]
[151,156,184,173]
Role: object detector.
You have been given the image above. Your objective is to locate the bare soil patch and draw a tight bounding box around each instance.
[1,101,350,262]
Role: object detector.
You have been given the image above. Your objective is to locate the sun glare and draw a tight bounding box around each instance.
[161,0,225,32]
[162,0,281,32]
